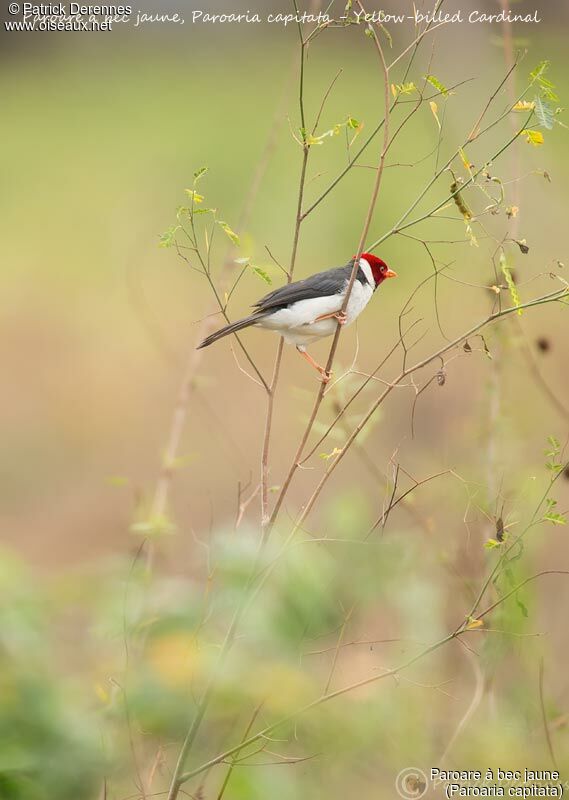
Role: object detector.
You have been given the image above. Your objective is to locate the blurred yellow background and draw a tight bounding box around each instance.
[2,4,568,563]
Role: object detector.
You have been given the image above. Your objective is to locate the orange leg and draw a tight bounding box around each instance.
[296,347,331,383]
[315,310,347,325]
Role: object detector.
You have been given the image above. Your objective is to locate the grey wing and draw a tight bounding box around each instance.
[253,263,354,312]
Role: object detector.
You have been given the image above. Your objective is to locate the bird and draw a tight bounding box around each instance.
[197,253,397,381]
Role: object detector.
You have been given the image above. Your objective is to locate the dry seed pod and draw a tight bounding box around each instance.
[450,179,473,220]
[496,517,504,542]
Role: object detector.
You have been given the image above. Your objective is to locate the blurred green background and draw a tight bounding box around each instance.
[1,1,569,797]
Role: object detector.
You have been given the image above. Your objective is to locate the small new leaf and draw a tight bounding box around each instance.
[520,129,544,146]
[424,74,450,96]
[484,538,502,549]
[217,220,240,246]
[193,166,208,183]
[429,100,441,130]
[252,266,272,285]
[159,225,180,248]
[458,147,472,172]
[379,23,392,47]
[513,100,535,112]
[500,252,522,314]
[319,447,343,461]
[306,133,325,146]
[530,60,550,82]
[544,511,567,525]
[547,434,560,452]
[530,62,560,102]
[184,189,204,204]
[391,81,416,98]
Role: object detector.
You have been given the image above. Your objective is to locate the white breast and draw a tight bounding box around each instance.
[343,273,374,324]
[257,265,374,347]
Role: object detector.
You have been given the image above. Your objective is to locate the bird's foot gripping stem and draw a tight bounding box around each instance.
[296,347,332,383]
[315,310,347,326]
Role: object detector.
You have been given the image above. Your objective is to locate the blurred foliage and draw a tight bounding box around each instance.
[1,7,569,800]
[0,551,102,799]
[1,465,568,798]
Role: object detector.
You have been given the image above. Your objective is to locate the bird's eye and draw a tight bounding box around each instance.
[381,265,386,272]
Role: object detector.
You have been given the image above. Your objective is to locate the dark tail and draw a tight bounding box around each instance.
[197,312,267,349]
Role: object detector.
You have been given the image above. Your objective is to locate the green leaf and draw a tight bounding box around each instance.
[252,266,272,285]
[484,538,501,549]
[512,100,535,112]
[544,511,567,525]
[424,74,450,96]
[159,225,180,248]
[193,166,208,183]
[520,129,544,146]
[379,23,392,47]
[184,189,204,204]
[530,60,550,82]
[391,81,417,98]
[319,447,343,461]
[529,61,559,102]
[534,95,554,130]
[541,85,559,103]
[500,252,522,314]
[217,220,240,246]
[547,435,560,452]
[307,116,362,147]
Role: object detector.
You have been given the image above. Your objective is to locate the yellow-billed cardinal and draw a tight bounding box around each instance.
[197,253,397,380]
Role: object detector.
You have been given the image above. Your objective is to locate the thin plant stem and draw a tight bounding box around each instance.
[267,4,392,532]
[166,5,313,795]
[289,289,567,537]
